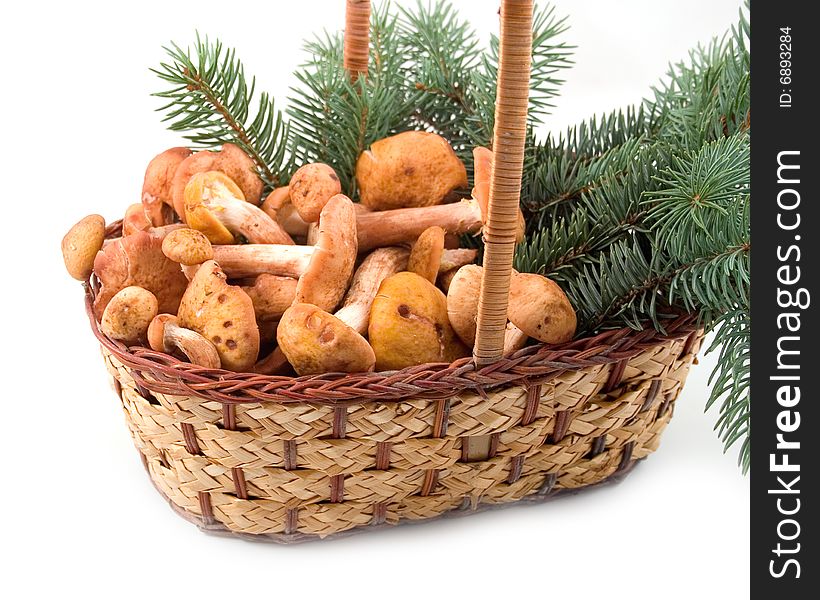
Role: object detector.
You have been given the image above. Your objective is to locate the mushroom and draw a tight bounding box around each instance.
[472,146,527,242]
[177,260,260,371]
[161,228,214,266]
[439,248,478,272]
[507,273,577,344]
[446,265,529,355]
[407,226,445,283]
[275,247,407,375]
[334,246,409,334]
[288,163,342,223]
[169,194,357,312]
[93,230,189,318]
[277,304,376,375]
[369,271,469,371]
[356,131,468,210]
[99,286,158,343]
[62,214,106,280]
[261,186,310,238]
[142,147,192,226]
[122,203,153,236]
[148,314,221,369]
[242,274,298,325]
[184,171,293,245]
[171,143,264,220]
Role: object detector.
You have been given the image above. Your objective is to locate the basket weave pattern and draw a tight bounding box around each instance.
[99,313,701,540]
[85,1,703,542]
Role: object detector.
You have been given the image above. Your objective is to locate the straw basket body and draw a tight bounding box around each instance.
[90,285,701,542]
[82,0,703,542]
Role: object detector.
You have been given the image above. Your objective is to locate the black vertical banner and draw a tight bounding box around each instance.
[752,2,816,597]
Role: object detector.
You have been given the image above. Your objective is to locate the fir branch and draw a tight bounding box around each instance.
[467,3,573,145]
[706,308,750,473]
[288,4,417,195]
[152,33,292,189]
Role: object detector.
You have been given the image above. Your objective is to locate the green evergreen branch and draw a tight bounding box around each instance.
[152,33,292,189]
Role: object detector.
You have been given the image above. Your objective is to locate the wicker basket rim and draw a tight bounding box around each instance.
[85,277,698,406]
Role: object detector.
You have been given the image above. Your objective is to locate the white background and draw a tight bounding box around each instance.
[1,1,748,598]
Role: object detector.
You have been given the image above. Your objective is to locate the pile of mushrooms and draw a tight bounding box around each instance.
[62,133,577,376]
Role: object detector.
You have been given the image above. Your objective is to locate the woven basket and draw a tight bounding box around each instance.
[83,0,703,542]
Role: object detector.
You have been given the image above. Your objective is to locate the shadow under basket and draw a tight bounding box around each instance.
[87,284,702,543]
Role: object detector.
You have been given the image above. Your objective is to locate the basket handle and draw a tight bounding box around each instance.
[343,0,532,367]
[344,0,371,82]
[473,0,533,366]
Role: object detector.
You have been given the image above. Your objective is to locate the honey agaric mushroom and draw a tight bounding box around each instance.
[261,186,310,238]
[161,228,214,266]
[93,230,189,318]
[148,314,221,369]
[407,226,445,283]
[439,248,478,273]
[508,273,577,344]
[177,260,260,371]
[335,246,409,334]
[100,286,158,343]
[242,274,298,324]
[142,147,192,226]
[171,143,264,220]
[122,203,153,236]
[275,247,407,375]
[288,163,342,222]
[277,303,375,375]
[184,171,293,245]
[472,146,526,241]
[62,214,106,280]
[446,265,528,355]
[172,194,357,312]
[356,131,468,210]
[369,271,469,371]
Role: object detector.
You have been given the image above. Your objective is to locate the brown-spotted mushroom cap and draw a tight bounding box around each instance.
[62,214,106,280]
[277,303,375,375]
[177,260,260,371]
[161,228,214,266]
[171,143,264,220]
[100,286,158,343]
[142,147,192,226]
[93,230,188,318]
[148,314,221,369]
[508,273,577,344]
[293,194,358,312]
[369,271,469,371]
[407,226,445,284]
[356,131,468,210]
[288,163,342,223]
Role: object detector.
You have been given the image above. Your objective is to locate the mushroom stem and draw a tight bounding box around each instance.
[503,322,529,356]
[164,321,222,369]
[253,347,290,375]
[148,314,221,369]
[213,244,316,279]
[335,247,409,334]
[216,199,294,245]
[439,248,478,272]
[356,199,483,252]
[186,171,293,245]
